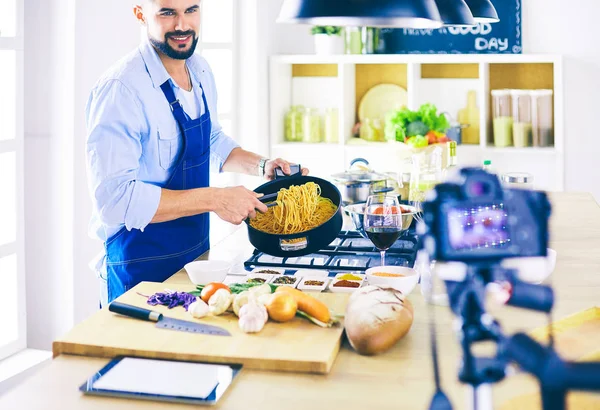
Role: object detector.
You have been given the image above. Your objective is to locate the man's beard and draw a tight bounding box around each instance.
[149,30,198,60]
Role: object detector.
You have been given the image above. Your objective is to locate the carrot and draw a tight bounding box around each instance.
[275,286,331,324]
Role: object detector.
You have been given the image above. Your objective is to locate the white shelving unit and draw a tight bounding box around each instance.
[269,54,564,192]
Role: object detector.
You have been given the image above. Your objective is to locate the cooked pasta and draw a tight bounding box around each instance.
[250,182,337,235]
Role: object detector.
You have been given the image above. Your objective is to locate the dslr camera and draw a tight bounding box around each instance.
[419,167,551,264]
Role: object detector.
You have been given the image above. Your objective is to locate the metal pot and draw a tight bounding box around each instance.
[245,166,343,257]
[331,158,390,204]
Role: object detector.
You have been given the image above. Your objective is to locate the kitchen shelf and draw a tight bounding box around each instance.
[268,54,564,192]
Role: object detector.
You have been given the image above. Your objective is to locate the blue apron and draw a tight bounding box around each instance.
[104,78,211,304]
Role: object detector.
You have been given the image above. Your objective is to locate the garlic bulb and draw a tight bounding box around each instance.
[238,293,268,333]
[188,299,209,319]
[233,291,250,317]
[208,289,232,316]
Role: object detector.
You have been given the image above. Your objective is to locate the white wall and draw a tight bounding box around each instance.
[24,0,140,349]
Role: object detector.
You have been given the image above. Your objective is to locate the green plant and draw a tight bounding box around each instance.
[311,26,342,36]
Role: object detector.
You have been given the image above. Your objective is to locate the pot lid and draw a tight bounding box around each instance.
[331,170,388,183]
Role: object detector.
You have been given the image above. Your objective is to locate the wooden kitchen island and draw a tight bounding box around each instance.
[1,192,600,410]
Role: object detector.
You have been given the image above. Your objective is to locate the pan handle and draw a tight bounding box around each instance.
[275,164,302,179]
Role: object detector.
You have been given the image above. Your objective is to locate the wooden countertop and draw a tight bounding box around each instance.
[2,192,600,410]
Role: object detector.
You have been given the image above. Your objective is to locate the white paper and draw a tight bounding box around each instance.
[93,357,226,399]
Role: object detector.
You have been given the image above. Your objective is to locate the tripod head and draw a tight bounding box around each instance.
[419,168,600,410]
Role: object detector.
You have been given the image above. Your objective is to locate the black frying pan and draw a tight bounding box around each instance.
[245,165,343,257]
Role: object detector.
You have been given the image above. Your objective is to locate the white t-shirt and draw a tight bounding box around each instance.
[176,86,204,120]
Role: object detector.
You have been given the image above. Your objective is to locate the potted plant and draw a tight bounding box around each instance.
[311,26,344,55]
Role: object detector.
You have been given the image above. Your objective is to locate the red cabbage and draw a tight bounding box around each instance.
[147,291,197,311]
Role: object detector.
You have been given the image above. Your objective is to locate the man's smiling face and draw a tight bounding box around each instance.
[139,0,202,60]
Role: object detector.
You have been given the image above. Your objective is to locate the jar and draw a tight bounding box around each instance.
[324,108,339,143]
[492,89,513,147]
[501,172,534,189]
[361,27,380,54]
[530,90,554,147]
[284,105,305,142]
[303,108,322,143]
[511,90,533,148]
[360,118,384,142]
[409,146,443,203]
[344,26,362,54]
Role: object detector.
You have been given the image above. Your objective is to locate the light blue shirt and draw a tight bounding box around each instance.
[85,39,239,250]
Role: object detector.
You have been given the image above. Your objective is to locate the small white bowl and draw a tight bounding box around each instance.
[365,266,420,295]
[297,276,330,292]
[244,273,274,285]
[184,260,231,285]
[271,275,301,288]
[328,278,364,293]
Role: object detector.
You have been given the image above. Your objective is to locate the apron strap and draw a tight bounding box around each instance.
[160,80,189,125]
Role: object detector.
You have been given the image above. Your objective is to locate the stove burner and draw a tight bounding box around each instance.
[244,230,419,274]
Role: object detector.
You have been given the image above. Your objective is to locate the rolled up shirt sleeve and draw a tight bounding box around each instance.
[85,79,161,232]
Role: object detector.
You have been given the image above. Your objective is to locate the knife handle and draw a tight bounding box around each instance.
[108,302,163,322]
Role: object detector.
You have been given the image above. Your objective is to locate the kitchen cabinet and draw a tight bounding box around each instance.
[269,54,564,192]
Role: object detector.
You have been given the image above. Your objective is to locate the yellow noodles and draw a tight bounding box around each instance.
[250,182,337,235]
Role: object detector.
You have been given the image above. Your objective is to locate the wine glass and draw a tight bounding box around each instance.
[363,195,403,266]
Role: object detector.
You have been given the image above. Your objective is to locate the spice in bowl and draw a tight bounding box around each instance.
[304,280,325,286]
[273,276,296,285]
[371,272,405,278]
[247,277,267,284]
[337,273,363,281]
[333,280,361,288]
[255,269,282,275]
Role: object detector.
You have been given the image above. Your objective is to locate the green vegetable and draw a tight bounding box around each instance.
[407,135,428,148]
[406,121,429,137]
[384,103,450,143]
[190,282,277,297]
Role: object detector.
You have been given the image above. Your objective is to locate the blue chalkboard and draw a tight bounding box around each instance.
[379,0,522,54]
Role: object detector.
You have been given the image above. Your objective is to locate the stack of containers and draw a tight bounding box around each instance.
[491,89,554,148]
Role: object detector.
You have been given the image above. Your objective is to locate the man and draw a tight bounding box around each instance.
[85,0,307,306]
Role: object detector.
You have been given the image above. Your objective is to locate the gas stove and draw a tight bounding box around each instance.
[244,230,419,275]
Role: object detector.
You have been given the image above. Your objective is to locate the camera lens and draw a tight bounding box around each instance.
[468,181,491,197]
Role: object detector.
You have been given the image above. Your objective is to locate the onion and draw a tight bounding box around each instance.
[344,285,414,356]
[264,292,298,323]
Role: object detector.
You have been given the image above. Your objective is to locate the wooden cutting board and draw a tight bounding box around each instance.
[53,282,349,374]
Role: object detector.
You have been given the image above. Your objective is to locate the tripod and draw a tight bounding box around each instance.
[428,263,600,410]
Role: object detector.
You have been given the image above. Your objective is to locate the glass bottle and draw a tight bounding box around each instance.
[344,26,362,55]
[324,108,339,143]
[492,89,513,147]
[442,141,458,181]
[284,105,305,142]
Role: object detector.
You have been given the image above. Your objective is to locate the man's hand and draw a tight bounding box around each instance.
[264,158,309,181]
[213,186,269,225]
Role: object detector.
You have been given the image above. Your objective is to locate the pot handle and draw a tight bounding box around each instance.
[373,187,395,194]
[275,164,302,179]
[350,158,369,168]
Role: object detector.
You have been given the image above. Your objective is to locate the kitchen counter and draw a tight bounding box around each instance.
[2,192,600,410]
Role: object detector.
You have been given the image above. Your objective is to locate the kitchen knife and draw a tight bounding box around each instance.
[109,302,231,337]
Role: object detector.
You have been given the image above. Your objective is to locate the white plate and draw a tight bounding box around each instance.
[270,275,301,288]
[328,278,364,293]
[293,269,330,278]
[358,84,408,122]
[297,276,330,292]
[250,267,286,275]
[243,273,274,285]
[222,276,242,286]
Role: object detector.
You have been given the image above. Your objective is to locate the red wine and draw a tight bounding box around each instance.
[366,227,402,250]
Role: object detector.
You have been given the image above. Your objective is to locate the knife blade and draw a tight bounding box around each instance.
[109,301,231,337]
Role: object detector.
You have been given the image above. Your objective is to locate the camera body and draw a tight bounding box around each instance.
[419,167,551,264]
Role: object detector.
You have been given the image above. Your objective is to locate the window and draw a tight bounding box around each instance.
[0,0,25,360]
[197,0,241,243]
